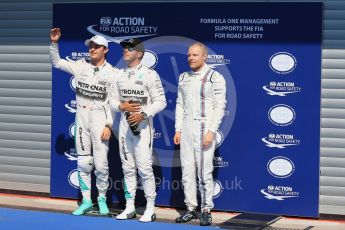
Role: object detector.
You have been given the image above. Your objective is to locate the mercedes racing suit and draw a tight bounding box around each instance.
[50,43,117,198]
[110,63,166,203]
[175,64,226,210]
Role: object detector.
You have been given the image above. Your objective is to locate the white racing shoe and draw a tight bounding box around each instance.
[139,206,156,223]
[116,206,136,220]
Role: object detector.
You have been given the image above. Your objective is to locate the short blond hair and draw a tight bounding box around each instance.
[189,42,208,56]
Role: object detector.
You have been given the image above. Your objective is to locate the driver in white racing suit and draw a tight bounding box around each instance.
[50,28,117,216]
[174,42,227,226]
[110,38,166,222]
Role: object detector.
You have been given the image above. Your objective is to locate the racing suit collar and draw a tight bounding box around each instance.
[125,62,143,73]
[190,63,209,76]
[90,61,108,76]
[92,60,108,69]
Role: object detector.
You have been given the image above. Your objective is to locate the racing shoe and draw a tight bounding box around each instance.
[72,199,93,215]
[139,206,156,222]
[200,211,212,226]
[175,210,197,223]
[97,195,109,215]
[116,206,136,220]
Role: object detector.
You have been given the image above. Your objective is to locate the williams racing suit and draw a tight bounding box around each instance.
[110,63,166,203]
[50,43,117,199]
[175,64,226,211]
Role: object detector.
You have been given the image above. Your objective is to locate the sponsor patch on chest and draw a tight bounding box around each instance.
[135,80,143,85]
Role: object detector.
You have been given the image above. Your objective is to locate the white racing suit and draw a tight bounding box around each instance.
[175,64,226,211]
[110,63,166,204]
[50,43,117,199]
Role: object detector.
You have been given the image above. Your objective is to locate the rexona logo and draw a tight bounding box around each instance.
[213,180,224,198]
[268,104,296,126]
[269,52,297,74]
[263,81,302,96]
[267,156,295,178]
[206,54,230,69]
[262,133,300,149]
[65,100,77,113]
[68,169,79,189]
[69,122,75,138]
[260,185,299,201]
